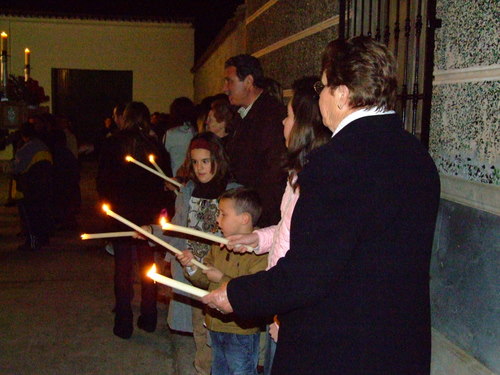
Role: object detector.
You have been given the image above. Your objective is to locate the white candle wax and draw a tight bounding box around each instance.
[81,231,135,240]
[161,221,254,251]
[126,155,182,188]
[103,205,208,270]
[162,222,229,245]
[147,265,208,298]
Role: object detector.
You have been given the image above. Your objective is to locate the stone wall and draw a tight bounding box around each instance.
[428,0,499,373]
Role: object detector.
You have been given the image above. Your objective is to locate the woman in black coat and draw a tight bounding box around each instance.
[202,36,440,375]
[97,101,174,339]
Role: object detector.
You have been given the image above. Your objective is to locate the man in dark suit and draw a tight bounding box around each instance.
[203,37,440,374]
[223,54,287,227]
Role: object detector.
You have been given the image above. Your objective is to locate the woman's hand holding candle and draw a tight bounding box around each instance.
[226,233,259,253]
[201,283,233,314]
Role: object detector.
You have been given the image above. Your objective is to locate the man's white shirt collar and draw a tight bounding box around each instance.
[332,107,396,137]
[237,93,261,119]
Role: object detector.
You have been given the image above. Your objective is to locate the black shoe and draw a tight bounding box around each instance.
[137,314,157,333]
[114,315,133,339]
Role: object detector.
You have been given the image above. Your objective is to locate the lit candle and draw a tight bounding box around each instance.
[147,264,208,298]
[24,48,30,65]
[1,32,7,54]
[81,231,135,240]
[125,155,182,188]
[148,154,167,176]
[102,204,208,270]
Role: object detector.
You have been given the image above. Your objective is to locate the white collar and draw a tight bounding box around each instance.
[332,107,396,137]
[237,93,261,119]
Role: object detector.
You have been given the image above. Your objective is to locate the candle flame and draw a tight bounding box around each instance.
[25,48,30,53]
[102,204,110,213]
[159,216,167,226]
[81,233,89,240]
[148,264,157,277]
[1,32,7,38]
[148,154,155,163]
[125,155,133,162]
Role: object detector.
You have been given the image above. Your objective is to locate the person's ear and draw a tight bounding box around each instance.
[244,74,254,88]
[240,212,252,225]
[336,85,350,110]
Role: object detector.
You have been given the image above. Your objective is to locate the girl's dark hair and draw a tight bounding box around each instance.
[122,101,151,134]
[286,76,332,190]
[186,132,229,184]
[170,97,196,129]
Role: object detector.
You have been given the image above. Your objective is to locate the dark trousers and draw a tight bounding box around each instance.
[18,199,53,249]
[113,239,157,322]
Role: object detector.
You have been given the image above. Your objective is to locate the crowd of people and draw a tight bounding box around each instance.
[4,35,440,375]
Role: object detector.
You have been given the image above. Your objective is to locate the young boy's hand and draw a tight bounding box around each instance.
[202,266,224,283]
[176,250,194,267]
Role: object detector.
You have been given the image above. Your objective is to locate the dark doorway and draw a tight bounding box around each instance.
[52,68,133,154]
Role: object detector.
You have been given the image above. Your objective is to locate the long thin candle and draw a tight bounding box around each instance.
[147,265,208,298]
[81,231,135,240]
[103,204,208,270]
[126,155,182,188]
[162,221,229,245]
[148,154,167,177]
[161,218,254,251]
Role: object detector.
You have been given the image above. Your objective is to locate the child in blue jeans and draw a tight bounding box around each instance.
[177,187,267,375]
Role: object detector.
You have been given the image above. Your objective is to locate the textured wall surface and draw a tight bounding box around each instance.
[259,29,337,90]
[192,21,246,102]
[431,199,500,372]
[434,0,499,70]
[429,0,499,184]
[430,81,499,184]
[246,0,337,54]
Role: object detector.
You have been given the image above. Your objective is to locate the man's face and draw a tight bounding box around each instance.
[223,66,248,106]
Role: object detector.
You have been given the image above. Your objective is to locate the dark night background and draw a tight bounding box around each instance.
[0,0,245,60]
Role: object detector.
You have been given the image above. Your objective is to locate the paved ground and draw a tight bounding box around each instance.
[0,160,196,375]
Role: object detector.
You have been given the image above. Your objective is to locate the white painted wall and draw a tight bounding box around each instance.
[0,16,194,113]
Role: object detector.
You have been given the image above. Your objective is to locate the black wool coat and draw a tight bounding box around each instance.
[227,114,440,375]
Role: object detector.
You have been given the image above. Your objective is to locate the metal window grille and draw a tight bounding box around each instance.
[339,0,440,148]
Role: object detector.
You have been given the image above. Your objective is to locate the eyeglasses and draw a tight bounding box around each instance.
[313,81,325,95]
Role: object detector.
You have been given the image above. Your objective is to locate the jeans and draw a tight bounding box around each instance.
[210,331,260,375]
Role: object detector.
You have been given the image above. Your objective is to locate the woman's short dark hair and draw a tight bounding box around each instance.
[186,132,229,184]
[321,36,398,111]
[123,101,151,133]
[219,187,262,226]
[286,76,332,190]
[225,54,265,89]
